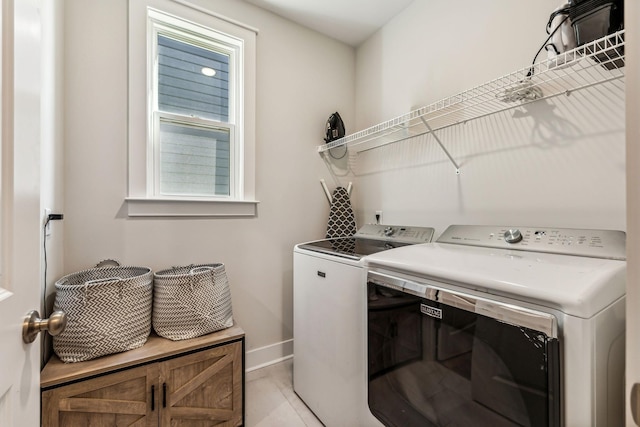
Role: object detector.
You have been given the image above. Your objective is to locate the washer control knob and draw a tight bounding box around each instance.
[384,226,395,237]
[504,229,523,244]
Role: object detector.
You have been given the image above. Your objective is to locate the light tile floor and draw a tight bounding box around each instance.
[246,358,324,426]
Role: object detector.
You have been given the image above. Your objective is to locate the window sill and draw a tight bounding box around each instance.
[125,197,258,217]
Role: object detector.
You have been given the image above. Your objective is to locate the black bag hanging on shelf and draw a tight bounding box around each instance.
[568,0,624,69]
[569,0,623,46]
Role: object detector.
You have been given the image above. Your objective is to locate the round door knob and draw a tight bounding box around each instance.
[22,310,67,344]
[504,229,523,244]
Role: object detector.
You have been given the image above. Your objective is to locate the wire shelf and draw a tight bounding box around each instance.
[318,30,625,165]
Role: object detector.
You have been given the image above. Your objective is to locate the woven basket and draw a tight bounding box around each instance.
[53,266,153,363]
[153,263,233,341]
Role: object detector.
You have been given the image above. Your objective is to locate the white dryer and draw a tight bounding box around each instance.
[365,225,626,427]
[293,224,434,427]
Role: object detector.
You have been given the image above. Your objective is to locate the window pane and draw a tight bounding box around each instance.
[157,35,229,121]
[159,121,230,196]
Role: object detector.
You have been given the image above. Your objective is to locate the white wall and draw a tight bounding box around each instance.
[63,0,355,368]
[40,0,65,364]
[352,0,626,235]
[626,1,639,425]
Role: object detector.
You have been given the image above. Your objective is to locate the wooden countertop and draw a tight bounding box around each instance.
[41,324,244,389]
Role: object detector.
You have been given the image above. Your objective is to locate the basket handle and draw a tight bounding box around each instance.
[85,277,122,286]
[187,267,214,292]
[80,277,123,304]
[95,259,120,268]
[189,266,214,275]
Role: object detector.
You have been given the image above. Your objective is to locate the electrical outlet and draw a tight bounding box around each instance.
[375,210,383,225]
[45,208,52,236]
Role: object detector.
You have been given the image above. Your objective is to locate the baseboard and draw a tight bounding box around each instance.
[245,338,293,372]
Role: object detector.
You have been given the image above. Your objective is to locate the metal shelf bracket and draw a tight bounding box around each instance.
[419,117,460,174]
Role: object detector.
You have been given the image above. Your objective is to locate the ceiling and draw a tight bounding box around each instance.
[243,0,415,47]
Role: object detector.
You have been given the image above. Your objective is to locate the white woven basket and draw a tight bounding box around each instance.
[152,263,233,341]
[53,266,153,363]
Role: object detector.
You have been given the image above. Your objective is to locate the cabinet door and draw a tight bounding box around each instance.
[41,363,158,427]
[160,341,243,426]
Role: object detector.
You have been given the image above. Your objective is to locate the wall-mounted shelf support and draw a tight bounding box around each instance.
[419,117,460,174]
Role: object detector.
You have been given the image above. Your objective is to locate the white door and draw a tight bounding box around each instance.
[0,0,43,425]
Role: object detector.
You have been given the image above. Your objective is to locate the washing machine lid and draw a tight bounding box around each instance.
[297,237,410,260]
[365,240,626,319]
[296,225,435,260]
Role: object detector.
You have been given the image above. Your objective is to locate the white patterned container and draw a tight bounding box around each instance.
[152,263,233,341]
[53,266,153,363]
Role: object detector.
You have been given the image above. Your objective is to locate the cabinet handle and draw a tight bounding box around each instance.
[163,382,167,408]
[151,385,155,411]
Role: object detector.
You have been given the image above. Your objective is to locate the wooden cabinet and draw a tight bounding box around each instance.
[160,342,242,426]
[42,363,157,426]
[41,325,244,427]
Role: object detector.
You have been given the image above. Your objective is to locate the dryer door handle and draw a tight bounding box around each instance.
[368,270,558,338]
[632,383,640,426]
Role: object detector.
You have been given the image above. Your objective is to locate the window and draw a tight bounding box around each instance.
[151,14,235,198]
[127,0,257,216]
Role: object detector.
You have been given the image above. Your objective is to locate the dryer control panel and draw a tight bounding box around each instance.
[437,225,626,260]
[355,224,435,244]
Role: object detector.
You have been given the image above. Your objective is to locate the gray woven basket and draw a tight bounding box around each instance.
[53,266,153,363]
[152,263,233,341]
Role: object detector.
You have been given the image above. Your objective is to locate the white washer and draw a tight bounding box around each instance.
[293,224,434,427]
[365,225,626,427]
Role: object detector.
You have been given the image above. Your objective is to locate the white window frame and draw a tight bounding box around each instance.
[149,11,239,198]
[127,0,258,217]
